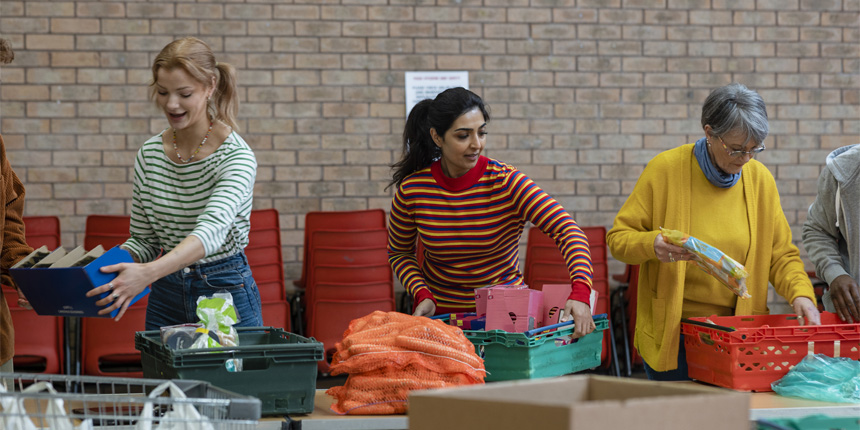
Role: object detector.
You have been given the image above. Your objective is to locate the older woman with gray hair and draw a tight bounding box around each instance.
[607,83,820,381]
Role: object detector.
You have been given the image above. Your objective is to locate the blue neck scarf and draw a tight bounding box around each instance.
[694,137,741,188]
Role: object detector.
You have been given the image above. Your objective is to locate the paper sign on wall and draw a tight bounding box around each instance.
[405,71,469,117]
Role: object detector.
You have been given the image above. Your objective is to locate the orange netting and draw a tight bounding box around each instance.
[325,311,486,415]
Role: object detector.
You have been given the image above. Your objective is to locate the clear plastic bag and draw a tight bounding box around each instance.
[192,291,242,372]
[771,353,860,403]
[135,381,214,430]
[160,323,205,350]
[0,381,94,430]
[661,227,751,298]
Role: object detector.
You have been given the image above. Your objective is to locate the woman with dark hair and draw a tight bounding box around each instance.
[87,37,262,329]
[387,87,596,338]
[607,83,820,381]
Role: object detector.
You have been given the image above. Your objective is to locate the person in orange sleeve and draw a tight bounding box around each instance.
[0,38,37,373]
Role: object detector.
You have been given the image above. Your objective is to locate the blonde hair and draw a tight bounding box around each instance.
[150,37,239,130]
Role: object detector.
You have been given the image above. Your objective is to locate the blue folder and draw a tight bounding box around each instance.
[9,246,150,318]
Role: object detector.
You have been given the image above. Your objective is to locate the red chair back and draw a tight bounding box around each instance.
[80,214,144,377]
[261,301,291,332]
[299,215,393,373]
[24,216,61,249]
[79,296,148,378]
[84,215,130,250]
[5,216,65,373]
[247,209,286,302]
[247,208,290,331]
[295,210,386,288]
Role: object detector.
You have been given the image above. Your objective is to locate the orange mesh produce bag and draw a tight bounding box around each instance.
[326,311,485,415]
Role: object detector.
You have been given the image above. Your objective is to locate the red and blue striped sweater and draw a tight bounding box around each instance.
[388,156,594,312]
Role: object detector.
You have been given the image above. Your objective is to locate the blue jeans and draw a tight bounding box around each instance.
[643,334,691,381]
[145,252,263,330]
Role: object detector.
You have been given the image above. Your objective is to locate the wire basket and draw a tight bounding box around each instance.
[0,372,260,430]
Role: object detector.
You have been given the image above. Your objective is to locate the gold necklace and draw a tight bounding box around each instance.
[173,121,213,163]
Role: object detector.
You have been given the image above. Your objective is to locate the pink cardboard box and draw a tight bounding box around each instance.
[474,284,526,317]
[541,284,572,327]
[540,284,600,326]
[485,287,544,332]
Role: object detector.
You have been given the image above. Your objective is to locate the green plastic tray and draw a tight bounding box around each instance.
[463,316,608,382]
[135,327,323,416]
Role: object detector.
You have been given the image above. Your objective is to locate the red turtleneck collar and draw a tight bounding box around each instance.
[430,156,489,192]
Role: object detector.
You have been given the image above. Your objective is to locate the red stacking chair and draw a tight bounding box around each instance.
[291,209,386,337]
[309,264,393,301]
[3,216,65,374]
[294,209,386,289]
[248,209,286,302]
[610,264,643,376]
[524,226,619,376]
[83,215,131,250]
[261,301,291,331]
[22,216,61,250]
[5,289,65,374]
[247,209,290,331]
[79,294,149,378]
[80,214,146,377]
[526,260,573,291]
[301,227,394,373]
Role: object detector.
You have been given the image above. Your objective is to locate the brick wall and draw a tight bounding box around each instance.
[1,1,858,307]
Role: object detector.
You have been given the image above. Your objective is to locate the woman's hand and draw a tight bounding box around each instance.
[86,261,155,321]
[792,296,821,326]
[412,298,436,317]
[654,233,692,264]
[562,299,595,339]
[15,287,31,309]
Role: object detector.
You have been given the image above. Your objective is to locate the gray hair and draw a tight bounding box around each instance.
[701,83,768,146]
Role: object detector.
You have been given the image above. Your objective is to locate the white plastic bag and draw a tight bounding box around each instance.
[0,381,35,430]
[0,381,93,430]
[135,381,214,430]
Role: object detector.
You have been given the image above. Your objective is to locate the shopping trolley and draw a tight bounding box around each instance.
[0,372,260,429]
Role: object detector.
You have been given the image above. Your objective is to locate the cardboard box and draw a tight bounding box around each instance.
[540,284,571,326]
[10,246,150,318]
[409,375,750,430]
[474,284,526,317]
[485,287,543,332]
[540,284,601,326]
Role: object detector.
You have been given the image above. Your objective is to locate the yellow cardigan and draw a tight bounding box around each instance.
[607,143,815,372]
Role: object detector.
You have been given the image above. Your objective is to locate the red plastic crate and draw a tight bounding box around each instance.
[682,313,860,392]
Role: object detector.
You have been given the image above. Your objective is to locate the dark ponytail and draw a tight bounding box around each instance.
[388,87,489,190]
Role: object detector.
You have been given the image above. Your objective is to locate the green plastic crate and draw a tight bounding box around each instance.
[756,414,860,430]
[462,316,608,382]
[135,327,323,416]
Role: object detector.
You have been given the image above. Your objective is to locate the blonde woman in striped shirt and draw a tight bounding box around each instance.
[87,38,262,329]
[388,88,596,338]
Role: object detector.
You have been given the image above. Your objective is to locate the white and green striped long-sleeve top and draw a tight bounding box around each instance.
[123,130,257,264]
